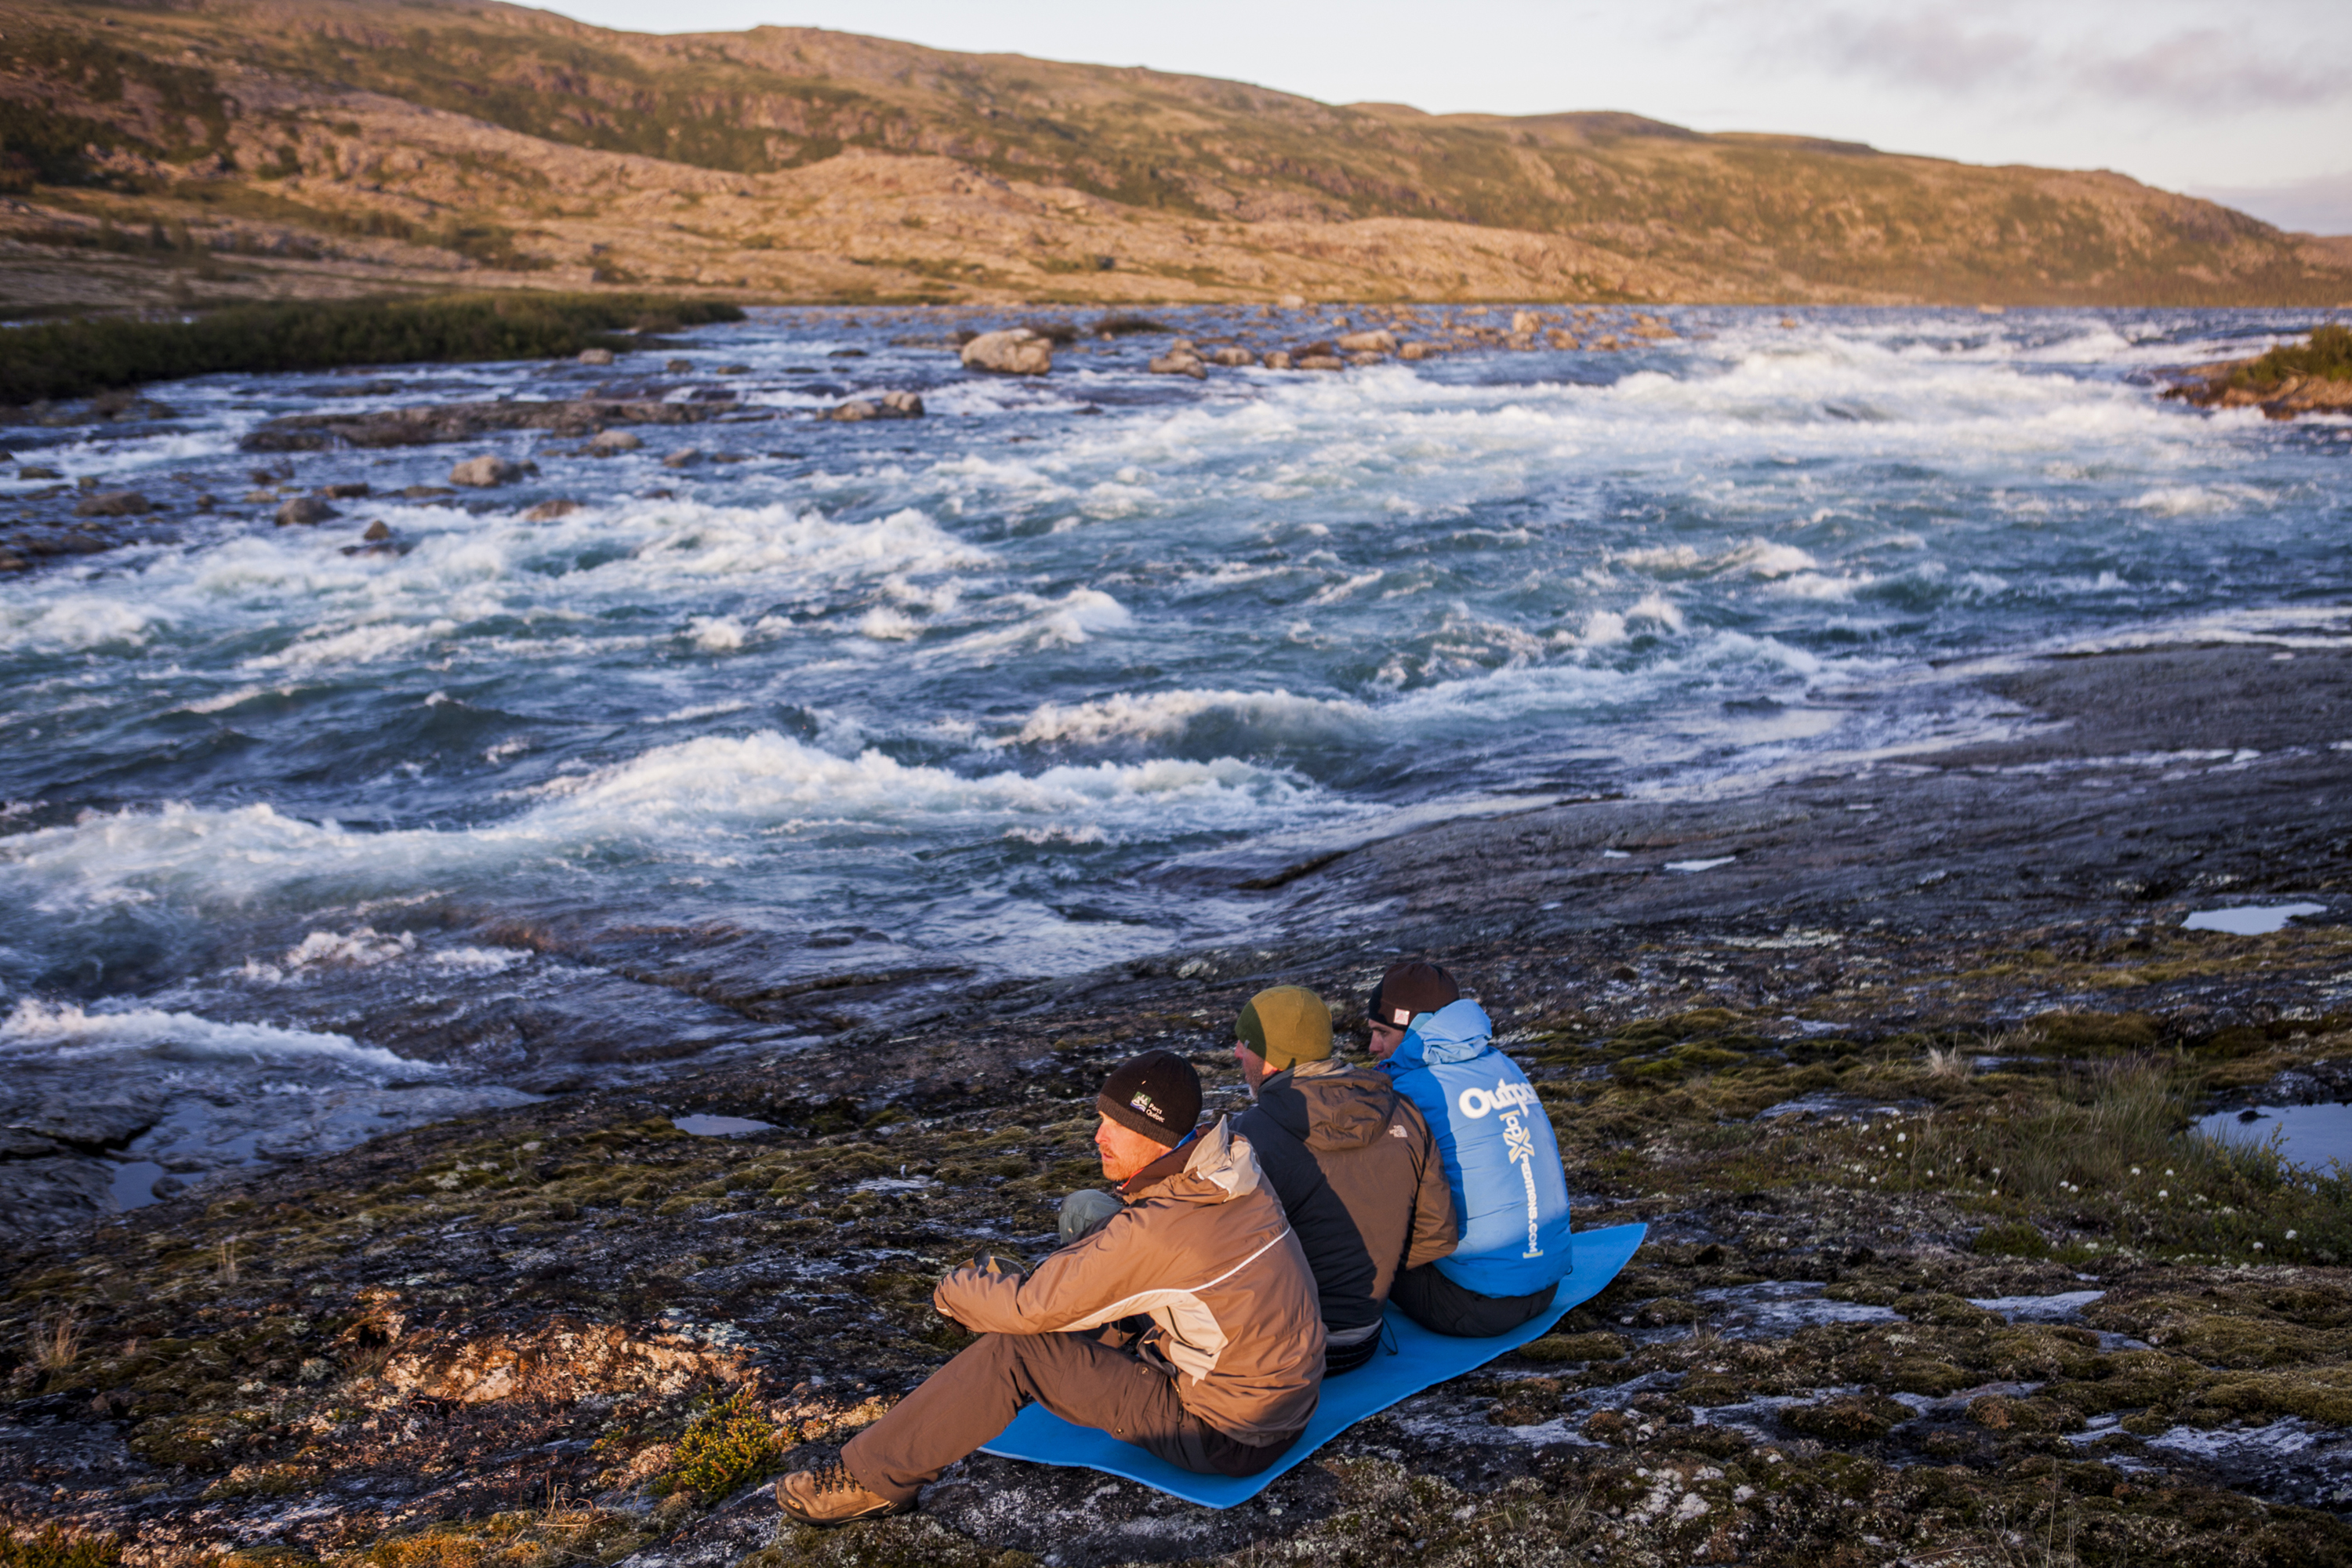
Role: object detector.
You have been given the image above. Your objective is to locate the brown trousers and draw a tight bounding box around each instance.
[840,1330,1299,1505]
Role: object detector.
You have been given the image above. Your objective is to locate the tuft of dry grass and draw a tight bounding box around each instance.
[27,1311,82,1374]
[0,1525,121,1568]
[342,1341,396,1382]
[1923,1044,1973,1080]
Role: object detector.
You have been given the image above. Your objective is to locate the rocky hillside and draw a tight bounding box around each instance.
[3,0,2350,309]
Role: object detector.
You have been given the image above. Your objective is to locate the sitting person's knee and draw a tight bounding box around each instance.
[1058,1187,1123,1245]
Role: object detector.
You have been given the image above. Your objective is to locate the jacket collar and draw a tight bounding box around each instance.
[1253,1057,1374,1137]
[1119,1112,1260,1201]
[1120,1118,1207,1198]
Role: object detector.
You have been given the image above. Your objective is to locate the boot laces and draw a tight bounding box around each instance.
[813,1460,858,1497]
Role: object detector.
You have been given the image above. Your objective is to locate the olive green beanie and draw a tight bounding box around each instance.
[1236,985,1333,1071]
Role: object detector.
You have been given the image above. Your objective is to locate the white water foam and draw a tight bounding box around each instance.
[0,731,1352,915]
[1011,688,1369,746]
[1,997,430,1078]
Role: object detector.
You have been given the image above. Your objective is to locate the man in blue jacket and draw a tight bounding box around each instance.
[1368,960,1574,1336]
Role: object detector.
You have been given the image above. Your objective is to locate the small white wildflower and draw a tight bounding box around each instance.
[2158,1189,2169,1199]
[2287,1229,2299,1240]
[2253,1243,2263,1252]
[1896,1132,1907,1143]
[2130,1167,2141,1175]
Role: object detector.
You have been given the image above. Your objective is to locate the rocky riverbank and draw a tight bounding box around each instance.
[4,645,2351,1567]
[2164,323,2352,419]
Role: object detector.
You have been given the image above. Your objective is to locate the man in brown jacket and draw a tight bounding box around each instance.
[775,1049,1325,1523]
[1231,986,1456,1372]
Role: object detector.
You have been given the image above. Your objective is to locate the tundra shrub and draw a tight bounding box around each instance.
[0,292,745,404]
[2227,322,2352,391]
[662,1387,777,1500]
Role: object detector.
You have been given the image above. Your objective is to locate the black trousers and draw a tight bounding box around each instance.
[1389,1263,1557,1338]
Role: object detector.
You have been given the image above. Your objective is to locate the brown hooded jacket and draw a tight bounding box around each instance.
[931,1115,1324,1446]
[1236,1058,1457,1342]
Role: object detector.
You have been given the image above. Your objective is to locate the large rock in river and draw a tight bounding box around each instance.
[960,328,1053,375]
[450,456,529,488]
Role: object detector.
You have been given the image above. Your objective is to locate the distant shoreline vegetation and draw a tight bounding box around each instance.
[0,292,745,406]
[2227,322,2352,390]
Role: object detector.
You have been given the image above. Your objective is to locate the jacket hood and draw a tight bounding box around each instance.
[1390,998,1495,1068]
[1254,1060,1397,1153]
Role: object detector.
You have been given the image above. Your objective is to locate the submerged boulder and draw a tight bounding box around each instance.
[274,495,338,526]
[829,390,924,422]
[587,430,642,456]
[74,490,151,517]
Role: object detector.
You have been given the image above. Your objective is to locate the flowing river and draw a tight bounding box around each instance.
[1,304,2345,1200]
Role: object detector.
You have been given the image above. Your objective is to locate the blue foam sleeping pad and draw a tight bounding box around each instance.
[977,1221,1646,1508]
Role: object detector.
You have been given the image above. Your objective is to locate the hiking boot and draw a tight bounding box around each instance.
[775,1461,898,1524]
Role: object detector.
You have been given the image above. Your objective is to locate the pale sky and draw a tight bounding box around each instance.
[541,0,2352,232]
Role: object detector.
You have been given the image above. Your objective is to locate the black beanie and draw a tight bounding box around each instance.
[1367,960,1459,1029]
[1096,1049,1202,1148]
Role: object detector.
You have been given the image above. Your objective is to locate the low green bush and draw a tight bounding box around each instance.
[1973,1221,2051,1258]
[659,1386,779,1500]
[2227,321,2352,390]
[0,292,746,404]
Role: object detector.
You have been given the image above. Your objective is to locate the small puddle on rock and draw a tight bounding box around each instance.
[1688,1281,1900,1337]
[1965,1289,2104,1322]
[670,1114,778,1137]
[2196,1102,2352,1171]
[2182,902,2328,935]
[2140,1416,2352,1511]
[1751,1094,1909,1121]
[851,1174,939,1192]
[106,1159,168,1210]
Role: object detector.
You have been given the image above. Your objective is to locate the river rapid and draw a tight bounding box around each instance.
[2,305,2345,1205]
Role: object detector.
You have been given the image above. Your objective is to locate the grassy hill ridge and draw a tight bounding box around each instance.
[2,0,2349,308]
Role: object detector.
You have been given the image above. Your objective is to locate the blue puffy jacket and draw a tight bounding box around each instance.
[1378,999,1573,1298]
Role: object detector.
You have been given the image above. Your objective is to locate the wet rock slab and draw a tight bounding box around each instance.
[240,399,775,452]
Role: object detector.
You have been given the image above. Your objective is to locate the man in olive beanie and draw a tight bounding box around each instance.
[775,1049,1323,1524]
[1234,985,1455,1373]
